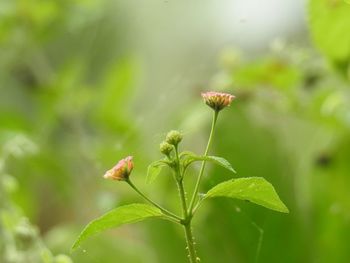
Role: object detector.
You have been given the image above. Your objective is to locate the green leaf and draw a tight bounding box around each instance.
[71,204,164,251]
[205,177,289,213]
[146,160,168,184]
[183,153,236,174]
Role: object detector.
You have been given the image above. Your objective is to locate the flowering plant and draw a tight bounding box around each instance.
[72,92,289,262]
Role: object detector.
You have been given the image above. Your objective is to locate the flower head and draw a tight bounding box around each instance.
[201,91,235,112]
[103,156,134,181]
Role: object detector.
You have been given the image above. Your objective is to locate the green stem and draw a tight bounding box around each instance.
[173,146,188,217]
[174,146,182,179]
[184,222,198,263]
[177,179,188,218]
[174,145,189,219]
[174,146,199,263]
[126,179,182,223]
[177,178,199,262]
[188,110,218,214]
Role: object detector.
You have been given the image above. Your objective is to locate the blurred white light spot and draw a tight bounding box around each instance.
[218,0,305,50]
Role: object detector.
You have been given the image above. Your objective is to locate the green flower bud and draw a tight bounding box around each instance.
[165,130,183,146]
[159,141,173,156]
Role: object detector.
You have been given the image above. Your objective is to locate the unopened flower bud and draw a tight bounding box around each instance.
[160,141,173,156]
[103,156,134,181]
[201,91,235,112]
[165,130,183,146]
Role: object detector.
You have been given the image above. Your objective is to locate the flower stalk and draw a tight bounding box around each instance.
[188,110,218,214]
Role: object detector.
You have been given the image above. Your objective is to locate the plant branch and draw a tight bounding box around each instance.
[126,179,182,223]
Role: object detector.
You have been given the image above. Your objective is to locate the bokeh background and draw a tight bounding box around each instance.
[1,0,350,262]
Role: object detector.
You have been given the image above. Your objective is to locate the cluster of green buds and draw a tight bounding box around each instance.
[159,130,183,157]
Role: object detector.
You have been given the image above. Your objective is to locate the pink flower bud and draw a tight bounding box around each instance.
[103,156,134,181]
[201,91,235,112]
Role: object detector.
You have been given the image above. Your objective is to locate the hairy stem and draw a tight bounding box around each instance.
[188,110,218,214]
[126,179,182,223]
[174,146,198,263]
[177,179,188,218]
[184,222,198,263]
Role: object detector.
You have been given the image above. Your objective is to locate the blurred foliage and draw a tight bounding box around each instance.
[0,134,72,263]
[309,0,350,76]
[0,0,350,263]
[207,41,350,262]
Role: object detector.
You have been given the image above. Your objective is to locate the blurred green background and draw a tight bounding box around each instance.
[1,0,350,262]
